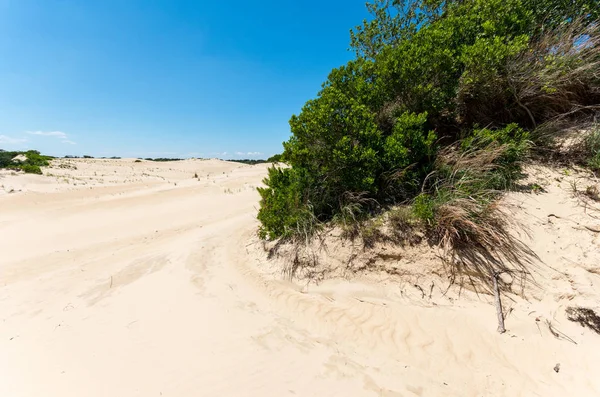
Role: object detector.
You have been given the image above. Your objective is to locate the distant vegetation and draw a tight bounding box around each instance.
[258,0,600,280]
[225,155,284,165]
[226,159,269,165]
[144,157,183,162]
[0,150,53,174]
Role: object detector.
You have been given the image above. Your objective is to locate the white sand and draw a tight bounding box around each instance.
[1,159,599,396]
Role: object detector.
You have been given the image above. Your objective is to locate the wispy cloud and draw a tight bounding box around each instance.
[26,130,76,145]
[0,135,28,144]
[236,151,262,157]
[27,131,67,138]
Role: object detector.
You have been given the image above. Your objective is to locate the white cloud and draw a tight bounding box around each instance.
[27,131,67,138]
[235,151,262,157]
[26,130,76,145]
[209,152,231,157]
[0,135,28,144]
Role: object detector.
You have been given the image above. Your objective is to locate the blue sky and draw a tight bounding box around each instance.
[0,0,369,159]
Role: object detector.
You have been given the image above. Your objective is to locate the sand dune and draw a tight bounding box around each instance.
[1,159,599,396]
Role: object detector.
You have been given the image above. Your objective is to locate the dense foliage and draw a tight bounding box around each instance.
[0,150,53,174]
[266,154,284,163]
[258,0,600,241]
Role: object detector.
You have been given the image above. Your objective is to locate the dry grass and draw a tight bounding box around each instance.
[416,135,537,292]
[566,307,600,334]
[459,20,600,133]
[509,21,600,127]
[435,198,536,293]
[434,140,519,191]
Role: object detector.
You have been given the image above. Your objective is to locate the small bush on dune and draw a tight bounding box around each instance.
[18,164,43,174]
[257,167,320,241]
[0,150,51,174]
[23,150,52,166]
[0,150,15,168]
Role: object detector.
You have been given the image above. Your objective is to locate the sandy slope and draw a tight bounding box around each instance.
[1,159,599,397]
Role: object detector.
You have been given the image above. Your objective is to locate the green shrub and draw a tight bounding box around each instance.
[589,154,600,172]
[286,86,383,197]
[257,167,318,240]
[258,0,599,243]
[412,194,436,224]
[0,150,51,174]
[267,153,284,163]
[381,112,437,198]
[23,150,51,166]
[19,164,43,174]
[0,150,15,168]
[258,95,439,239]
